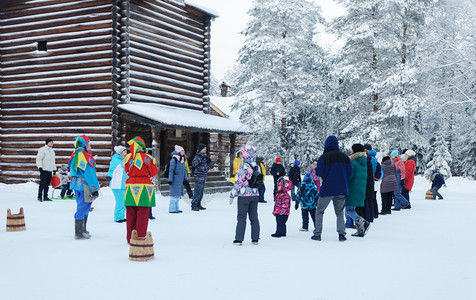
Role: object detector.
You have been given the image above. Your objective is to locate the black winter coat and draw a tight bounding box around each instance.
[356,156,375,222]
[288,166,301,187]
[270,163,286,184]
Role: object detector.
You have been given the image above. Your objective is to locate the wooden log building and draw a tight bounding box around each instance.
[0,0,247,194]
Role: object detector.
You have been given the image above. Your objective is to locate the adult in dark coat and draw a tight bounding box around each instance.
[363,144,381,218]
[270,157,286,195]
[191,143,211,211]
[311,136,353,242]
[379,156,399,214]
[430,170,446,200]
[356,155,375,223]
[288,160,301,201]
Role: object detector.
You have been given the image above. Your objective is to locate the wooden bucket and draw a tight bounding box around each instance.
[6,207,26,231]
[425,189,434,200]
[129,230,154,261]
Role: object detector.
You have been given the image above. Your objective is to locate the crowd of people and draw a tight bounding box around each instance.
[34,134,447,244]
[227,135,446,245]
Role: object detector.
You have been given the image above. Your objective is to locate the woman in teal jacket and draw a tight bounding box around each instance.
[107,145,128,222]
[345,144,370,237]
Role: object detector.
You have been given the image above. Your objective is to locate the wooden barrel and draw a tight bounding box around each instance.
[425,189,434,200]
[6,207,26,232]
[129,230,154,261]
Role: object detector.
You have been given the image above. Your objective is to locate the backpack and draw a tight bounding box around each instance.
[163,157,177,178]
[247,163,263,188]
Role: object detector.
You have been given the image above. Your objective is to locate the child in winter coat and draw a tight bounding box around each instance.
[58,164,73,199]
[309,159,321,191]
[295,172,318,232]
[272,177,292,237]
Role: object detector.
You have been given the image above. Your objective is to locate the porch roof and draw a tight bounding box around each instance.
[119,102,248,134]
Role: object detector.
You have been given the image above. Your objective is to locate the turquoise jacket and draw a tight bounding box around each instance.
[346,152,367,207]
[108,154,128,190]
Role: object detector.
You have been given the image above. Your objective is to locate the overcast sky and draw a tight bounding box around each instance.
[189,0,346,80]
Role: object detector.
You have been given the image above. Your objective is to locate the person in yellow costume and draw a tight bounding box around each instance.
[230,151,243,184]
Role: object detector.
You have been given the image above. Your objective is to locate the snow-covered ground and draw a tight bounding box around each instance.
[1,176,475,300]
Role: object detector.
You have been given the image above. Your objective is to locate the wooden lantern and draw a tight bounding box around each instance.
[129,230,154,262]
[6,208,26,232]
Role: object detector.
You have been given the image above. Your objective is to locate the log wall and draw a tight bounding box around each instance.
[0,0,214,184]
[0,0,114,183]
[120,0,210,111]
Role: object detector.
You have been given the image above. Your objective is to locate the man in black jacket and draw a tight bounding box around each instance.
[191,143,211,211]
[270,157,286,196]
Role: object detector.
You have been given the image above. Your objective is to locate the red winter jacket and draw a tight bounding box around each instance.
[273,179,292,216]
[404,158,416,190]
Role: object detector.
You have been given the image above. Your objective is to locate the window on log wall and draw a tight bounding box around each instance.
[37,40,47,51]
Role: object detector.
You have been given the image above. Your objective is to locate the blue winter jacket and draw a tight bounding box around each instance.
[368,150,383,181]
[315,136,353,197]
[168,151,188,197]
[296,173,318,210]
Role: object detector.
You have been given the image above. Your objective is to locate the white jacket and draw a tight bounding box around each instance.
[36,145,56,171]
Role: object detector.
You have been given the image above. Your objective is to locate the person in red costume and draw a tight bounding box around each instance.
[123,136,158,243]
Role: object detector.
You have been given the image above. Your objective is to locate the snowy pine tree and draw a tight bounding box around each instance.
[420,0,476,178]
[233,0,329,164]
[426,135,452,179]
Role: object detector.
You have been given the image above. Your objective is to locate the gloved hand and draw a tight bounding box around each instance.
[443,184,447,188]
[106,176,112,182]
[295,202,299,210]
[39,168,43,172]
[400,179,405,187]
[229,197,234,205]
[188,192,193,199]
[53,171,56,175]
[168,181,172,185]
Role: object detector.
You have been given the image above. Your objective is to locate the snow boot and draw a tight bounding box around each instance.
[311,235,321,241]
[83,215,91,239]
[345,217,355,229]
[351,217,366,237]
[75,219,90,240]
[338,234,347,242]
[363,219,371,235]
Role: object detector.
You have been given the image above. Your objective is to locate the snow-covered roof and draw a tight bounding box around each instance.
[119,102,247,133]
[185,1,219,19]
[209,96,241,122]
